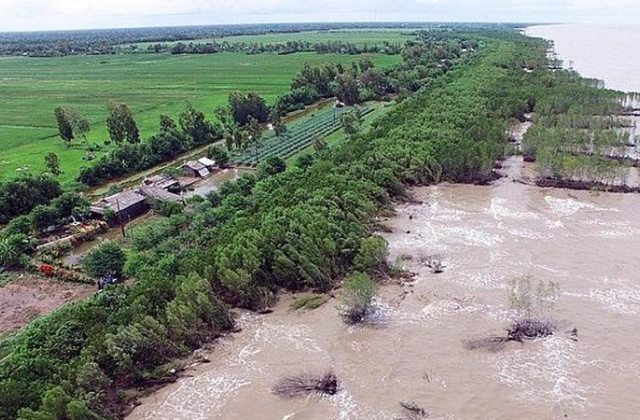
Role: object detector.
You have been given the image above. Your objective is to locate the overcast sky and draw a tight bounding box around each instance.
[0,0,637,32]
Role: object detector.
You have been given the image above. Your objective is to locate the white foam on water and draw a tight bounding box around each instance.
[148,374,251,420]
[369,297,487,328]
[430,201,470,222]
[545,196,619,216]
[324,387,405,420]
[545,219,565,229]
[584,218,629,228]
[431,213,464,222]
[486,198,540,221]
[489,249,510,262]
[232,342,264,372]
[326,390,364,420]
[506,228,553,240]
[491,336,597,410]
[481,305,517,324]
[430,198,471,218]
[441,226,504,247]
[452,272,508,291]
[254,322,323,353]
[598,228,640,239]
[532,263,565,275]
[565,278,640,315]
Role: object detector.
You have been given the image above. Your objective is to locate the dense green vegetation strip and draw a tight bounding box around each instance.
[0,29,623,420]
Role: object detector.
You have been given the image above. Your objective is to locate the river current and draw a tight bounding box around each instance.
[129,154,640,419]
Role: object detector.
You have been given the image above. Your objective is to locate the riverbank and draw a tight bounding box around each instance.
[128,178,640,419]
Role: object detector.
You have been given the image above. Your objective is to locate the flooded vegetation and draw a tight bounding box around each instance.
[130,178,640,419]
[520,81,640,191]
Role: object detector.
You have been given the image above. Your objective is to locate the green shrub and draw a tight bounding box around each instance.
[339,272,376,324]
[82,241,126,278]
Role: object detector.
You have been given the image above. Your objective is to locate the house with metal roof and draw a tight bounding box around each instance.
[180,160,210,178]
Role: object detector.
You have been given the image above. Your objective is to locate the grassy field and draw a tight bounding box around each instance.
[0,51,401,182]
[127,29,417,50]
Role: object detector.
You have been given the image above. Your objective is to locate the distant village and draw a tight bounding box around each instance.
[90,156,220,222]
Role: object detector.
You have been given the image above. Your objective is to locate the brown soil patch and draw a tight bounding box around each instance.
[0,273,94,335]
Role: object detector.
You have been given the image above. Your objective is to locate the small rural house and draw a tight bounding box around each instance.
[90,190,147,221]
[180,160,210,178]
[141,174,180,191]
[139,186,182,203]
[197,157,216,171]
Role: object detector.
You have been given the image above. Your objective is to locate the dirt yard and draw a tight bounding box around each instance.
[0,273,95,335]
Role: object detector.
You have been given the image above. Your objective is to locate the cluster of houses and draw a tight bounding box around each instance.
[90,156,218,222]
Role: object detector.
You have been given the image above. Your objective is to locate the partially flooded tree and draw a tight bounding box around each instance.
[399,401,428,420]
[338,272,375,324]
[465,276,562,351]
[507,275,560,341]
[272,370,338,398]
[420,253,444,273]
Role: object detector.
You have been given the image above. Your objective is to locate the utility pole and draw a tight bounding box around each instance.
[255,136,259,166]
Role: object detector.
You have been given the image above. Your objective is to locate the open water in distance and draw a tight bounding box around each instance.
[527,24,640,93]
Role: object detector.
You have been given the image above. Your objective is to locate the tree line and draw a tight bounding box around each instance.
[0,22,509,57]
[165,39,403,56]
[521,70,635,188]
[0,176,62,225]
[76,105,220,186]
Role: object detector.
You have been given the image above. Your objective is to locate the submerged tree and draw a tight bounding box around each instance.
[507,275,560,341]
[465,276,563,351]
[273,370,338,398]
[339,272,376,324]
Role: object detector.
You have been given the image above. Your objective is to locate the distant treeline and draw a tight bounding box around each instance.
[164,40,403,56]
[0,22,522,57]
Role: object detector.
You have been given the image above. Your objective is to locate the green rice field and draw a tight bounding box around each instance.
[0,51,401,182]
[127,29,416,50]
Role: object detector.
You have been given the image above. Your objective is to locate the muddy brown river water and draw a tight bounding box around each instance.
[128,157,640,420]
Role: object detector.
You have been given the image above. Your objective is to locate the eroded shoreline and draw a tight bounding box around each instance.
[128,177,640,419]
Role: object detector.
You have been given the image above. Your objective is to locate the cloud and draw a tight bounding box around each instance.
[0,0,635,31]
